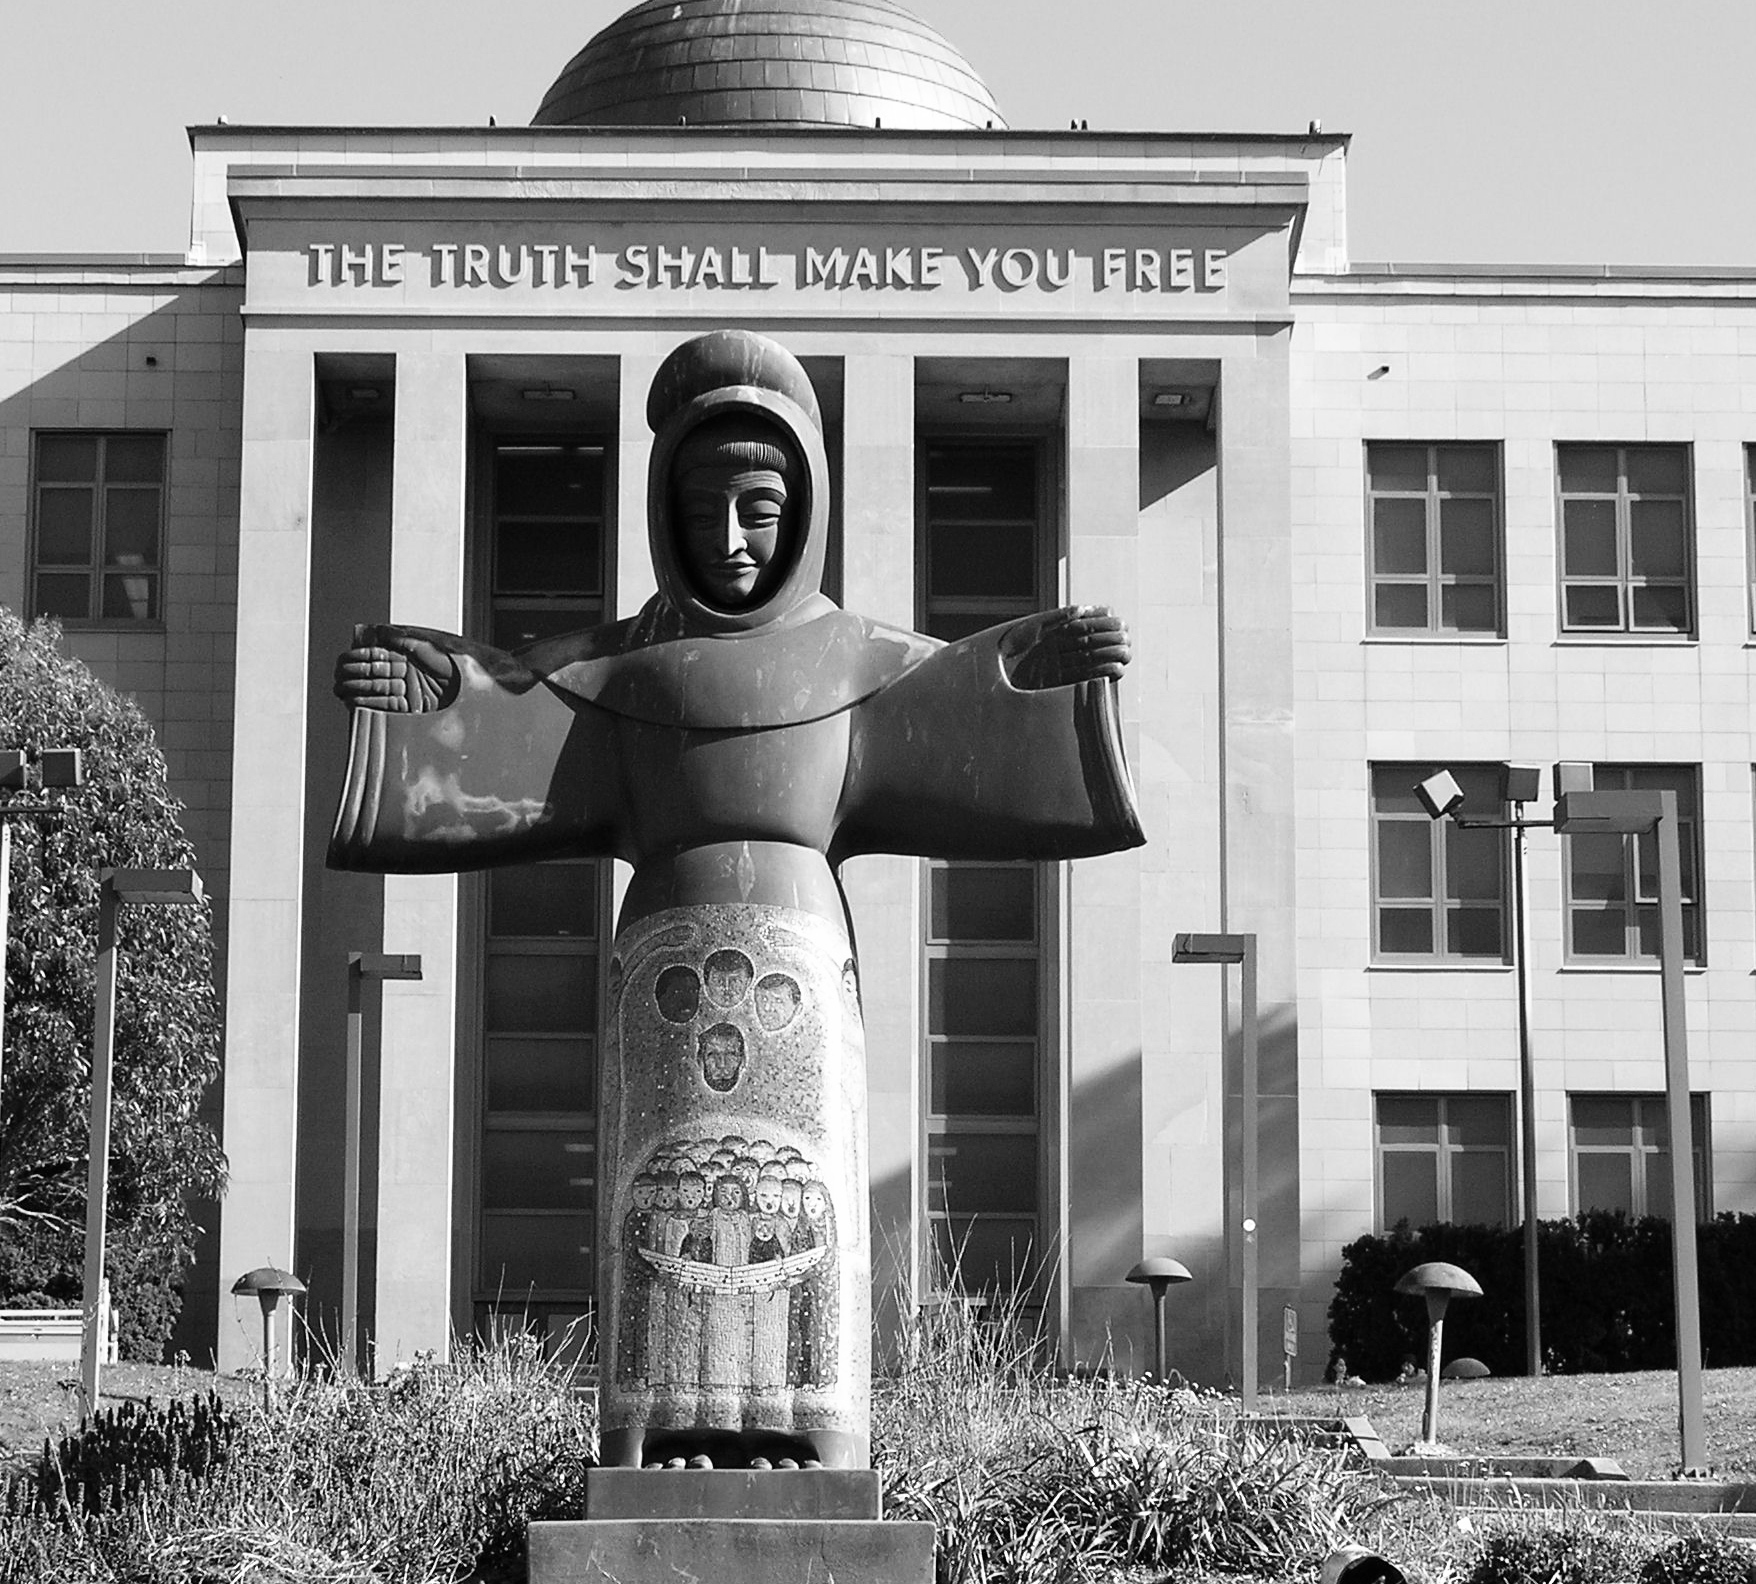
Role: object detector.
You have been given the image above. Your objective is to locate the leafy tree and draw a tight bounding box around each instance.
[0,609,224,1358]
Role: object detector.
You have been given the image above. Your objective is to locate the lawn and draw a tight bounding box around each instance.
[1273,1366,1756,1480]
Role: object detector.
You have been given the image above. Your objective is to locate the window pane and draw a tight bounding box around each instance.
[1374,584,1428,629]
[1441,583,1498,633]
[1447,824,1502,901]
[492,604,599,650]
[1372,767,1427,817]
[1571,908,1628,956]
[927,522,1036,599]
[1448,1098,1508,1147]
[1437,446,1496,494]
[490,864,598,939]
[1564,585,1622,628]
[1378,1097,1439,1145]
[479,1213,591,1293]
[103,489,160,566]
[1576,1154,1634,1215]
[1378,907,1433,954]
[35,573,91,618]
[103,435,165,484]
[930,1040,1035,1117]
[485,955,598,1033]
[1377,822,1433,899]
[923,610,1004,643]
[1626,447,1686,496]
[101,574,157,621]
[1447,906,1503,958]
[36,435,98,483]
[1367,444,1428,494]
[1559,446,1618,494]
[36,489,94,566]
[1451,1151,1508,1227]
[497,521,601,596]
[1631,585,1689,632]
[928,958,1037,1037]
[1381,1152,1438,1228]
[932,1216,1038,1294]
[1645,1156,1674,1221]
[1574,1097,1637,1146]
[930,866,1035,942]
[926,1133,1037,1213]
[1372,498,1428,575]
[926,449,1036,519]
[495,448,605,517]
[482,1130,594,1210]
[1562,499,1618,577]
[1629,499,1686,578]
[486,1037,595,1112]
[1439,497,1495,576]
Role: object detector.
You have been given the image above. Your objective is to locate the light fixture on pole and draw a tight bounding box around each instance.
[1415,762,1545,1378]
[342,951,422,1377]
[232,1265,307,1408]
[1170,930,1259,1410]
[1553,785,1706,1473]
[1125,1255,1193,1381]
[80,866,204,1413]
[0,747,84,1100]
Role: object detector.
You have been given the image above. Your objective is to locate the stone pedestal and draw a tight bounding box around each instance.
[528,1470,934,1583]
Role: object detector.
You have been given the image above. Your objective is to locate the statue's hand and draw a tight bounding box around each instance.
[1000,605,1132,691]
[334,625,457,713]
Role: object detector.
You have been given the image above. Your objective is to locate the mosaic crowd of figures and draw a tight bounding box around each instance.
[617,1132,838,1393]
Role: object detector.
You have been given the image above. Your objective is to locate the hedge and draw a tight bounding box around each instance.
[1328,1210,1756,1380]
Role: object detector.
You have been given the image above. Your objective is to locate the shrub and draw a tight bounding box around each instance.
[35,1392,239,1516]
[1465,1522,1643,1584]
[1640,1533,1756,1584]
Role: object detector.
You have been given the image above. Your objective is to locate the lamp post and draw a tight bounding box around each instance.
[342,951,422,1377]
[1125,1255,1193,1381]
[80,866,204,1413]
[1553,787,1705,1472]
[0,747,84,1100]
[1171,931,1258,1410]
[1415,764,1544,1378]
[231,1265,307,1408]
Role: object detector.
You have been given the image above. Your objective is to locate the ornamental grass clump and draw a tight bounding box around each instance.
[1640,1533,1756,1584]
[0,1329,596,1584]
[1464,1519,1647,1584]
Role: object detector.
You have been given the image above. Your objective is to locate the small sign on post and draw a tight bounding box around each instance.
[1283,1304,1299,1390]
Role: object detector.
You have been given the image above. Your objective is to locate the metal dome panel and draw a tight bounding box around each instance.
[532,0,1006,130]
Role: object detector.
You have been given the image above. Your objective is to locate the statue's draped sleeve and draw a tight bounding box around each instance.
[831,624,1145,863]
[329,652,622,873]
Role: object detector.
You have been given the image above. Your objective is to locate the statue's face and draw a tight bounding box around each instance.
[678,1177,704,1211]
[675,461,791,608]
[781,1181,803,1216]
[631,1181,655,1210]
[755,1181,782,1215]
[802,1184,828,1222]
[715,1176,744,1211]
[655,1181,677,1210]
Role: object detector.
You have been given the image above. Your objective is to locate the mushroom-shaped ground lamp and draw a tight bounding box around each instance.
[1394,1261,1482,1447]
[232,1265,306,1406]
[1126,1256,1193,1382]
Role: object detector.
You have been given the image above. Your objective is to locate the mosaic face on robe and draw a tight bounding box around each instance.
[328,327,1146,1471]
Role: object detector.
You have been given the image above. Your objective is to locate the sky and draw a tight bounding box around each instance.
[4,0,1754,267]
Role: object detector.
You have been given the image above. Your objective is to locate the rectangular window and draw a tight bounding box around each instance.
[1563,764,1702,963]
[473,438,609,1343]
[919,439,1051,1299]
[1558,444,1692,635]
[1366,443,1501,635]
[1370,763,1509,961]
[31,432,165,623]
[1569,1093,1710,1222]
[1376,1093,1512,1231]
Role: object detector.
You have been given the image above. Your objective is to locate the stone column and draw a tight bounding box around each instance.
[1064,354,1145,1365]
[1215,335,1300,1377]
[217,342,317,1371]
[373,348,468,1368]
[835,354,919,1340]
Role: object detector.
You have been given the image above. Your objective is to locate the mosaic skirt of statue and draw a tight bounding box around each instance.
[598,902,870,1441]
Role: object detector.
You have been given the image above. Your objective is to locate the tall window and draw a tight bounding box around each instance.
[31,432,165,622]
[473,440,607,1353]
[1366,443,1501,635]
[1557,444,1692,635]
[1570,1094,1710,1223]
[1564,764,1702,962]
[1376,1094,1512,1230]
[1370,763,1508,961]
[920,440,1051,1296]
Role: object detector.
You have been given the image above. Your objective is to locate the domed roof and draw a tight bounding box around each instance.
[532,0,1006,131]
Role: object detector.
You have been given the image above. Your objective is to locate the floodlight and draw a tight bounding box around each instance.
[1414,769,1465,821]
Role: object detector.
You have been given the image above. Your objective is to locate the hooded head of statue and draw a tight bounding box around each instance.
[646,330,830,634]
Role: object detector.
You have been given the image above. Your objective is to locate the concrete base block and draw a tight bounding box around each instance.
[528,1517,935,1583]
[583,1466,882,1519]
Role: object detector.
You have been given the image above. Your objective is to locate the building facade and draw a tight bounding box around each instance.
[2,0,1752,1381]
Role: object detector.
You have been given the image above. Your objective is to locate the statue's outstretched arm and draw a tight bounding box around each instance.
[328,623,622,873]
[831,606,1144,864]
